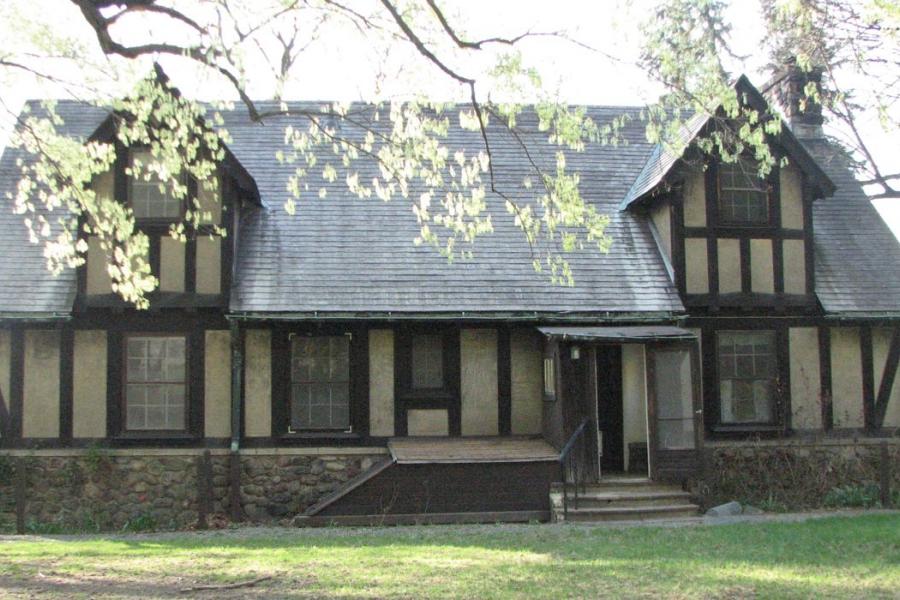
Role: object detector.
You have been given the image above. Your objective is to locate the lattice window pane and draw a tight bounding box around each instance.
[411,334,443,389]
[718,331,776,424]
[129,149,182,220]
[719,159,769,224]
[125,336,187,431]
[290,336,351,431]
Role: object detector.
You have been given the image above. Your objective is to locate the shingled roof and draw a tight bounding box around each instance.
[225,102,682,318]
[804,137,900,317]
[0,94,897,319]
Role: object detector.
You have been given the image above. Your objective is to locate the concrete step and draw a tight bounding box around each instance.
[566,490,693,509]
[563,483,685,495]
[563,503,699,522]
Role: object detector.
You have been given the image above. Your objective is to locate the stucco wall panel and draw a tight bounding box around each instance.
[369,329,395,437]
[244,329,271,437]
[783,239,806,295]
[831,327,864,428]
[23,329,60,438]
[789,327,821,429]
[717,238,741,294]
[650,203,672,263]
[159,237,186,293]
[461,328,498,436]
[685,238,709,294]
[205,330,231,438]
[196,237,222,295]
[73,330,107,438]
[408,409,449,436]
[780,166,804,230]
[621,344,648,474]
[683,171,707,227]
[873,328,900,428]
[750,238,775,294]
[510,328,542,435]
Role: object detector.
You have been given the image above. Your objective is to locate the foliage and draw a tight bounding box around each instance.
[823,482,899,508]
[121,512,157,533]
[0,515,898,598]
[0,454,13,486]
[82,442,111,475]
[0,0,897,306]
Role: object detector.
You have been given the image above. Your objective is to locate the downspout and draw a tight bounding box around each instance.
[228,318,244,521]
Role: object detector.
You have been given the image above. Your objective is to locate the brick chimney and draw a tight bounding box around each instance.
[770,59,824,139]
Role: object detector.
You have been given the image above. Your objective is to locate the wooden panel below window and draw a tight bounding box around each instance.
[783,239,806,295]
[716,238,741,294]
[684,238,709,294]
[750,238,775,294]
[86,236,112,295]
[196,237,222,295]
[408,409,449,436]
[159,236,186,293]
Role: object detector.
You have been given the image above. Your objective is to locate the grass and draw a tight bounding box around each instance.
[0,513,897,598]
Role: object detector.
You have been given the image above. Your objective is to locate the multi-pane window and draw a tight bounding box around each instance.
[290,335,350,431]
[129,149,182,220]
[125,336,187,431]
[717,331,776,424]
[718,159,769,224]
[411,334,444,389]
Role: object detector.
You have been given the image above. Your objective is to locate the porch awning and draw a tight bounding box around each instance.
[537,325,696,342]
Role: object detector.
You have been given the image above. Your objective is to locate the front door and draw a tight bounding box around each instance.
[595,346,624,473]
[646,342,703,481]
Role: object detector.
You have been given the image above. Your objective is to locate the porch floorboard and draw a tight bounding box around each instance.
[388,436,559,464]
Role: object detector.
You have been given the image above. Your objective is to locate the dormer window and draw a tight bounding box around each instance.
[129,149,183,220]
[718,158,769,225]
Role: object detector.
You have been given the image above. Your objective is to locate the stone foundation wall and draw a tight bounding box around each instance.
[696,439,900,509]
[0,449,385,531]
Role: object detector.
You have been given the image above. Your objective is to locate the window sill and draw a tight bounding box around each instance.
[280,431,360,440]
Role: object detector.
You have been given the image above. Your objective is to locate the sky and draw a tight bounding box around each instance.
[0,0,897,238]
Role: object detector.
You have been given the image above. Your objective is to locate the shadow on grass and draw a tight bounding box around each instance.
[0,514,897,599]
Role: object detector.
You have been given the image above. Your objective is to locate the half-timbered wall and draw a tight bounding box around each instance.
[675,163,815,310]
[83,166,231,304]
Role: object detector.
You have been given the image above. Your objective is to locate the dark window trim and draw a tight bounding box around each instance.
[107,327,204,441]
[394,326,461,436]
[702,325,791,436]
[270,325,368,441]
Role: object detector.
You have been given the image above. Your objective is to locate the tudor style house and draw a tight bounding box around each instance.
[0,65,898,527]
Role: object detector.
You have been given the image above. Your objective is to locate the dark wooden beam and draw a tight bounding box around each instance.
[229,320,243,448]
[498,327,511,436]
[59,328,74,444]
[875,327,900,430]
[860,326,876,433]
[9,329,24,441]
[819,326,833,431]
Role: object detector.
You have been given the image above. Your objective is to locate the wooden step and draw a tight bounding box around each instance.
[563,503,699,522]
[295,510,550,528]
[566,490,693,509]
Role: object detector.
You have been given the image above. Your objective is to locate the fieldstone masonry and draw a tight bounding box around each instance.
[0,450,384,530]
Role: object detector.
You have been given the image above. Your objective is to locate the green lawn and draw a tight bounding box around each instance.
[0,513,897,599]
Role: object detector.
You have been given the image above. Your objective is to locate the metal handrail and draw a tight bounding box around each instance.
[559,417,591,521]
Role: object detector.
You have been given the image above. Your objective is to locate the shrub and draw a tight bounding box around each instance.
[121,513,157,533]
[822,483,898,508]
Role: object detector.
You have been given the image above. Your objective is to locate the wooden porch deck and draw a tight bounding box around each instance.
[388,436,560,464]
